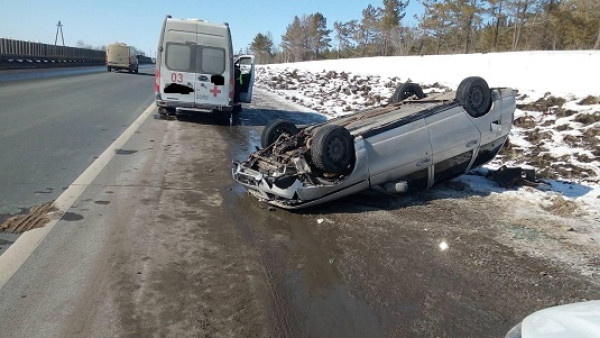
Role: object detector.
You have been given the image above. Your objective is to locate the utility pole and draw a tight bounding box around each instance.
[55,20,64,46]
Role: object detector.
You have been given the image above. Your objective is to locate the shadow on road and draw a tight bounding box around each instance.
[236,108,327,127]
[133,72,154,77]
[291,179,494,215]
[155,107,327,128]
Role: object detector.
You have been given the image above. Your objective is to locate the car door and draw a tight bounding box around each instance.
[235,55,255,103]
[425,106,481,185]
[365,118,433,189]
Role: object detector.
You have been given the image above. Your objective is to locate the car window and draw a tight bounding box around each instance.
[197,46,225,74]
[166,43,193,72]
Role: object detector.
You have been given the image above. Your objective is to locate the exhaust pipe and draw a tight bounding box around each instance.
[383,181,408,193]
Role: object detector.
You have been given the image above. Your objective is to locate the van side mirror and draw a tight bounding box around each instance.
[211,75,224,86]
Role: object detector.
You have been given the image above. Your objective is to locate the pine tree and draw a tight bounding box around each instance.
[307,13,332,60]
[419,0,453,54]
[378,0,409,55]
[249,33,274,64]
[334,20,357,58]
[359,4,380,56]
[281,16,306,62]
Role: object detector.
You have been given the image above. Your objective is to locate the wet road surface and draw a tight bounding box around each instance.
[0,88,598,337]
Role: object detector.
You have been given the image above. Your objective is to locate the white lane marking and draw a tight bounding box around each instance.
[0,103,156,290]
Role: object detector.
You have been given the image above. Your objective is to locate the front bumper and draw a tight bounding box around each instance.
[232,162,369,209]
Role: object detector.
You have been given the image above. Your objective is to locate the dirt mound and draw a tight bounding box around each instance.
[517,95,566,112]
[578,95,600,105]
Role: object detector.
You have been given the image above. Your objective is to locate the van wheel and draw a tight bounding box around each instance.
[392,82,425,103]
[261,120,298,148]
[107,66,111,72]
[135,66,139,74]
[310,125,354,174]
[456,76,491,117]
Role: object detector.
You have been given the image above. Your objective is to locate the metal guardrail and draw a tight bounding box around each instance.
[0,38,105,69]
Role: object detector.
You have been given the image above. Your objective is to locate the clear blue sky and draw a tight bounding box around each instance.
[0,0,423,56]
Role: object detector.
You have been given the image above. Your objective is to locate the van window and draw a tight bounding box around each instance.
[196,46,225,74]
[166,43,193,72]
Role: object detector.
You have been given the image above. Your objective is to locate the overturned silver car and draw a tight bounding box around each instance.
[233,76,516,209]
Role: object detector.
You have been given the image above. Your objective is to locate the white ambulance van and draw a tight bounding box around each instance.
[155,15,255,116]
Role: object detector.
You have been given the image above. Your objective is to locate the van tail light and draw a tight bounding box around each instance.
[154,68,160,93]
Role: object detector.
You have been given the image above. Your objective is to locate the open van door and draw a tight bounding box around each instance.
[235,55,255,103]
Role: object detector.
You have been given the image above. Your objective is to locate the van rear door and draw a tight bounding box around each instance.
[193,43,229,108]
[235,55,255,103]
[161,26,197,104]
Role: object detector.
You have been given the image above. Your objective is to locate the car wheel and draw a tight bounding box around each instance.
[310,124,354,174]
[456,76,492,117]
[107,66,111,72]
[392,82,425,103]
[261,120,298,148]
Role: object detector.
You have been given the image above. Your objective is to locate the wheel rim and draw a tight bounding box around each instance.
[469,85,484,109]
[325,136,346,164]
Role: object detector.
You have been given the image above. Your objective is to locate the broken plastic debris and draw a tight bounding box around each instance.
[317,218,324,224]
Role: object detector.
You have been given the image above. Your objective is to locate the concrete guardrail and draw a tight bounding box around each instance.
[0,38,105,69]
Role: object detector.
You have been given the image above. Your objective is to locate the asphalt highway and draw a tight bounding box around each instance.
[0,66,155,218]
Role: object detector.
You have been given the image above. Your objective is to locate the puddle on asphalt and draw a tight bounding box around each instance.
[115,149,138,155]
[284,272,383,337]
[61,212,84,221]
[225,189,384,336]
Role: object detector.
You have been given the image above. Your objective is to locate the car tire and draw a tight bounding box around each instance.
[392,82,425,103]
[261,120,298,148]
[107,66,111,72]
[310,124,354,174]
[135,66,139,74]
[456,76,492,117]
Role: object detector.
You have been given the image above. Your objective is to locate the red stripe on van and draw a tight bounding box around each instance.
[154,68,160,93]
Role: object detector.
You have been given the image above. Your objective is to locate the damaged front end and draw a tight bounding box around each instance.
[232,125,369,209]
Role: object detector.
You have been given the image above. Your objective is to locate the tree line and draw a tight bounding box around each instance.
[249,0,600,64]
